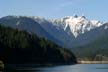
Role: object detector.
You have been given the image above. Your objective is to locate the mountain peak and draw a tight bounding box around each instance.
[51,15,103,37]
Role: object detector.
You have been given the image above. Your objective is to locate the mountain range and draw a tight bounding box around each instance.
[0,15,108,48]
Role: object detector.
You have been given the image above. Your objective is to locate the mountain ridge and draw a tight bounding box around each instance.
[0,15,107,48]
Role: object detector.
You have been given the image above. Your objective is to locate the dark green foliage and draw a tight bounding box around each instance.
[0,24,77,64]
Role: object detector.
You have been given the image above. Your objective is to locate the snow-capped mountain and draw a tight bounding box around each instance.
[0,15,106,48]
[30,15,106,48]
[51,15,102,37]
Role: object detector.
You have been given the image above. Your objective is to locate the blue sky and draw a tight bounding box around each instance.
[0,0,108,22]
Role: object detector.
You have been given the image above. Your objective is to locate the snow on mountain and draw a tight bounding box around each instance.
[51,15,103,38]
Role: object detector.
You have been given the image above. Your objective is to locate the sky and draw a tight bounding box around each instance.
[0,0,108,22]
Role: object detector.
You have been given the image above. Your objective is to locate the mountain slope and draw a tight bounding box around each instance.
[0,16,62,46]
[0,24,77,64]
[33,17,75,48]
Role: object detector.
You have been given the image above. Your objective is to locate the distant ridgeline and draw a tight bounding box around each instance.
[0,24,77,64]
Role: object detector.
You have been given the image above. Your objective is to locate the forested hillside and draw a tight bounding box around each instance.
[0,24,77,64]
